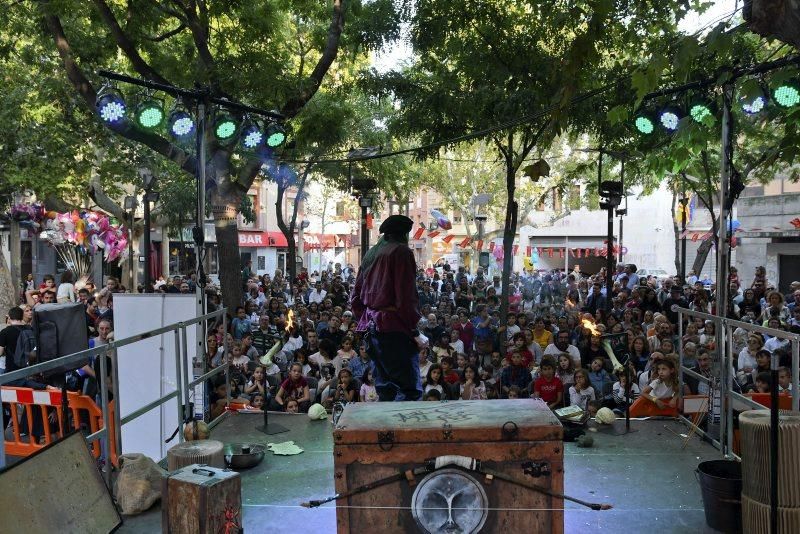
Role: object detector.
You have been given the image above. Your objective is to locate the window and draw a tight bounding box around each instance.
[452,211,462,224]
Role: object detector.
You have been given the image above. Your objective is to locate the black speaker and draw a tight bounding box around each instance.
[32,303,89,377]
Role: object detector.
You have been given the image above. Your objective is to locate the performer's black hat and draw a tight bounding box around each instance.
[379,214,413,235]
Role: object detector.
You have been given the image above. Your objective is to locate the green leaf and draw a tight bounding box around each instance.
[607,105,629,125]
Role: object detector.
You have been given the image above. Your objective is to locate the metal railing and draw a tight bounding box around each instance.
[674,305,800,458]
[0,308,229,487]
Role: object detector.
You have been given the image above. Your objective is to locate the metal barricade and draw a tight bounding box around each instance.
[674,305,800,459]
[0,308,229,487]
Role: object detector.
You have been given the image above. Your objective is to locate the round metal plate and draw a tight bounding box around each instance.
[411,468,489,533]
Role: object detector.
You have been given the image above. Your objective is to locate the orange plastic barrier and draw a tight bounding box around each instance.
[629,395,679,418]
[745,392,792,410]
[2,387,117,467]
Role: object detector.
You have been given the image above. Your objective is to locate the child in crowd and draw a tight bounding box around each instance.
[285,398,300,413]
[360,369,378,402]
[276,362,310,412]
[336,337,356,367]
[501,351,532,397]
[507,385,522,399]
[754,372,771,394]
[568,369,595,411]
[440,356,461,385]
[631,358,679,417]
[244,365,269,400]
[556,353,576,395]
[611,367,640,411]
[533,357,563,410]
[241,333,259,361]
[587,356,612,406]
[778,367,793,395]
[425,389,442,401]
[231,306,252,340]
[425,364,448,399]
[460,364,486,400]
[250,394,265,410]
[323,368,357,408]
[229,342,251,370]
[293,348,312,376]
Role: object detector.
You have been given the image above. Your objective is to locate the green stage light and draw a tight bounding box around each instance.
[689,99,714,124]
[214,114,238,141]
[265,123,286,147]
[773,80,800,108]
[135,99,165,130]
[634,114,655,135]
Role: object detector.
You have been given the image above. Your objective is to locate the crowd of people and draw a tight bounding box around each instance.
[3,259,799,432]
[197,260,799,420]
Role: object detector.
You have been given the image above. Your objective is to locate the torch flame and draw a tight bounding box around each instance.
[582,319,601,337]
[285,309,295,333]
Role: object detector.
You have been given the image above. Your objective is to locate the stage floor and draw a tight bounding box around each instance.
[119,411,723,533]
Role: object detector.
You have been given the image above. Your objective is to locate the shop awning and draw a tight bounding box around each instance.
[238,231,288,247]
[303,233,349,250]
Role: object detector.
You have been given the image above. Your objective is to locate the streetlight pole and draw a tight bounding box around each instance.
[680,178,688,284]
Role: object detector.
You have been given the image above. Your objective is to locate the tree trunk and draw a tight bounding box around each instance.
[276,162,313,285]
[691,217,718,276]
[499,162,517,357]
[0,247,16,319]
[211,199,243,315]
[671,189,681,274]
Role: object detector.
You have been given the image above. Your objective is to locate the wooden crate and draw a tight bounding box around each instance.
[162,464,242,534]
[333,399,564,533]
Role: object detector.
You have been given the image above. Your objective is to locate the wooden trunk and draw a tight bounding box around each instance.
[162,464,242,534]
[333,399,564,534]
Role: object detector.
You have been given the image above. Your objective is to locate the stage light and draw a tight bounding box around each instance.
[265,123,286,147]
[772,79,800,108]
[214,113,238,141]
[689,98,715,124]
[741,91,767,115]
[241,123,264,150]
[659,107,681,132]
[633,112,655,135]
[135,99,165,130]
[96,89,127,125]
[167,109,195,140]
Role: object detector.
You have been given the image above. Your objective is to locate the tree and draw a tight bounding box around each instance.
[606,22,799,275]
[371,0,690,328]
[6,0,401,313]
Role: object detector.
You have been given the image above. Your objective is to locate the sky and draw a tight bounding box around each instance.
[372,0,741,73]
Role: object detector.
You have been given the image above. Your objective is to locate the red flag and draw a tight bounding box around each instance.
[476,240,484,251]
[442,234,455,244]
[513,245,519,255]
[489,242,495,252]
[366,213,373,229]
[428,230,440,238]
[558,248,564,258]
[526,246,532,256]
[791,218,800,229]
[459,237,472,248]
[691,233,699,242]
[413,227,425,240]
[547,247,553,258]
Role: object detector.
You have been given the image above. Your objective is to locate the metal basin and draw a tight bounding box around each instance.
[223,443,265,469]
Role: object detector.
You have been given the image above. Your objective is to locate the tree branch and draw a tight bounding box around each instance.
[91,0,170,84]
[41,7,198,177]
[281,0,345,117]
[147,24,186,42]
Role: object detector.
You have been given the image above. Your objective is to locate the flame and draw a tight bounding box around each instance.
[285,309,295,333]
[582,319,601,337]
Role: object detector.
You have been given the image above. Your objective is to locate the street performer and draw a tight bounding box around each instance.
[351,214,423,401]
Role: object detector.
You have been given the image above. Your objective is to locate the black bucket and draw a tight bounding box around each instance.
[696,460,742,533]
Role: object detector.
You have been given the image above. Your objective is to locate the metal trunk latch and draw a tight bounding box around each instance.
[378,431,396,451]
[523,461,551,478]
[501,421,519,441]
[442,423,453,440]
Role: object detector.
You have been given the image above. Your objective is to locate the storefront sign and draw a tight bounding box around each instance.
[238,231,288,247]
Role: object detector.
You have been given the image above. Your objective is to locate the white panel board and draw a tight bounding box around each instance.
[114,294,197,461]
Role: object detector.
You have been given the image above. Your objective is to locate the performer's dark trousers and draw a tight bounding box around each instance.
[368,330,422,401]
